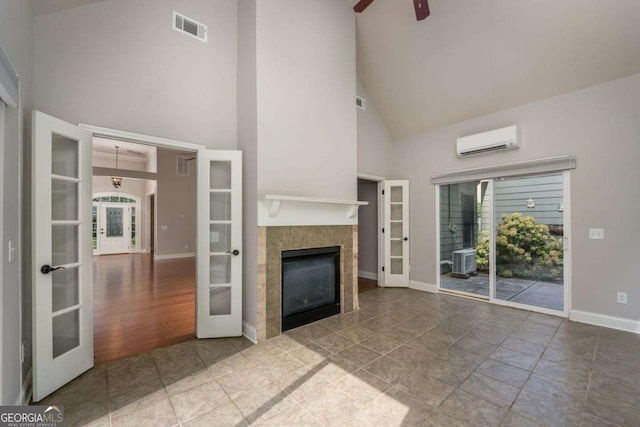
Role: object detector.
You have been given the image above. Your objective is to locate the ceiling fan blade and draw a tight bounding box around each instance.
[413,0,430,20]
[353,0,375,13]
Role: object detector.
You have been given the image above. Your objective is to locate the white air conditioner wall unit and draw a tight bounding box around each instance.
[452,249,477,275]
[456,125,519,157]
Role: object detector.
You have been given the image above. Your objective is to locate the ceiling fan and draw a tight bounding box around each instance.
[353,0,430,21]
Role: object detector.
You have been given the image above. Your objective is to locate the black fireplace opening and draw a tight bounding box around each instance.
[281,246,341,332]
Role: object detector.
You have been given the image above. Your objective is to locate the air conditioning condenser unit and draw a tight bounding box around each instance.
[452,249,477,277]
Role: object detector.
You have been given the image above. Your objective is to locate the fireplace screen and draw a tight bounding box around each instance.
[281,246,341,331]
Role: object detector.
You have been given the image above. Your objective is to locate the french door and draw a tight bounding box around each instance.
[32,111,94,402]
[33,111,244,400]
[196,150,243,337]
[383,180,410,287]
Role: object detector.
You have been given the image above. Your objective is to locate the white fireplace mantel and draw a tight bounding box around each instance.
[258,194,369,226]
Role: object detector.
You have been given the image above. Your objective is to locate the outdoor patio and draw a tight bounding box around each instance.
[441,273,563,311]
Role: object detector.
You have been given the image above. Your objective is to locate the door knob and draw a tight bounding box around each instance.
[41,265,66,275]
[227,249,240,256]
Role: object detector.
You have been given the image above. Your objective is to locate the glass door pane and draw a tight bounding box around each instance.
[50,133,82,359]
[493,174,564,311]
[209,160,232,316]
[106,207,124,237]
[389,186,404,275]
[439,180,491,298]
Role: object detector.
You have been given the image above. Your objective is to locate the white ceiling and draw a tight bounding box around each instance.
[30,0,106,16]
[353,0,640,138]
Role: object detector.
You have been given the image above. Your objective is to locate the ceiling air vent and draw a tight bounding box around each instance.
[356,96,366,110]
[173,11,207,43]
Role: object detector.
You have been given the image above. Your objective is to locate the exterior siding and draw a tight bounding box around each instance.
[493,174,564,225]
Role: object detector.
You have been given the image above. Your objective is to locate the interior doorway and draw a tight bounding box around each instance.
[90,137,198,363]
[356,175,384,293]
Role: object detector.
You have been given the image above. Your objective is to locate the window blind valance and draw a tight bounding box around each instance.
[430,154,576,185]
[0,44,18,108]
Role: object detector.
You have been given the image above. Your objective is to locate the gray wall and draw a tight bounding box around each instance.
[0,94,5,404]
[237,0,258,328]
[357,179,378,276]
[357,79,394,177]
[392,72,640,321]
[155,149,196,256]
[0,0,33,405]
[33,0,238,149]
[237,0,357,330]
[255,0,357,200]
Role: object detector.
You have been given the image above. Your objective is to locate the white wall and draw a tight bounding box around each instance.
[255,0,357,200]
[155,149,196,257]
[357,179,378,276]
[0,0,33,405]
[33,0,238,148]
[392,73,640,322]
[357,78,394,177]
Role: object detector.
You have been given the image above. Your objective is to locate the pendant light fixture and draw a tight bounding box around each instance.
[111,146,123,189]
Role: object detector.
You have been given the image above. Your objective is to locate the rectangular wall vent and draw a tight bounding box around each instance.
[356,96,366,110]
[173,11,207,43]
[177,156,190,176]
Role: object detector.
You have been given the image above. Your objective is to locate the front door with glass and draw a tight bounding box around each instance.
[98,203,130,254]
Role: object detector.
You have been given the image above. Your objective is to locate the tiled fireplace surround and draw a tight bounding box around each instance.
[256,225,359,342]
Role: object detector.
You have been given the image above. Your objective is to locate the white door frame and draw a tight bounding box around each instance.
[435,171,572,317]
[357,173,385,287]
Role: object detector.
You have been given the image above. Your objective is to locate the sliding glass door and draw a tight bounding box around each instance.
[439,180,492,299]
[492,173,567,312]
[438,172,570,315]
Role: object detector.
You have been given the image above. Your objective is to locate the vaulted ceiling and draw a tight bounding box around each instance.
[31,1,640,140]
[352,0,640,138]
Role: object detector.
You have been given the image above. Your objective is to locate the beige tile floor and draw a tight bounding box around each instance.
[38,288,640,426]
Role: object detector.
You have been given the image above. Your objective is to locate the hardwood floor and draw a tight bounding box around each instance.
[93,254,195,364]
[358,276,378,293]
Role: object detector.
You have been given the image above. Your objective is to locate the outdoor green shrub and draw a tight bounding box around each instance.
[476,213,563,280]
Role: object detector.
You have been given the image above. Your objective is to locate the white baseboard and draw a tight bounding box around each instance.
[358,271,378,280]
[570,310,640,334]
[409,280,438,293]
[154,252,196,261]
[242,321,258,344]
[21,369,32,405]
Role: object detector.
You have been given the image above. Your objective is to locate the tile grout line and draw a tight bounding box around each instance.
[150,353,182,427]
